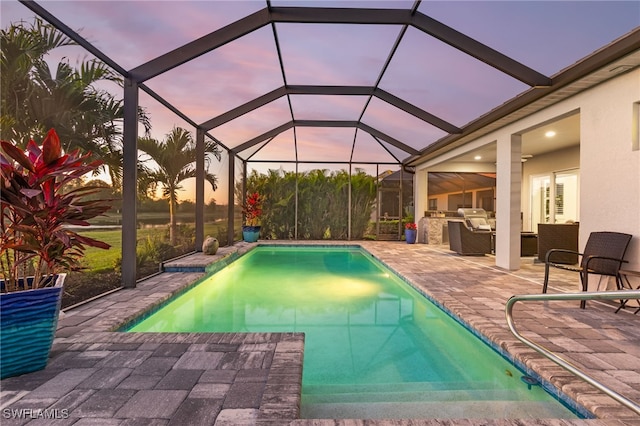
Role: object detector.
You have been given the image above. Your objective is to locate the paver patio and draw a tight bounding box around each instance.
[1,241,638,425]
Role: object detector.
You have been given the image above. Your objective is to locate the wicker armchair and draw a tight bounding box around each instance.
[447,221,492,256]
[542,231,632,309]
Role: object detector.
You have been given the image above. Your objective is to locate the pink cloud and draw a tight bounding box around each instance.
[2,0,638,171]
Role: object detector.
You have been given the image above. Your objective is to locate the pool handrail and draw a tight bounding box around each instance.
[505,289,640,416]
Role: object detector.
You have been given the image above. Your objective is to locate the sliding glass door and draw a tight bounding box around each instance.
[531,169,579,231]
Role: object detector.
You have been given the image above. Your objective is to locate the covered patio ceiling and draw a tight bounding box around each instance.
[8,0,639,168]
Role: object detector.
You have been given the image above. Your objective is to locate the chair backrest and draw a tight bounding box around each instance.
[457,208,492,231]
[581,231,632,276]
[447,220,492,255]
[537,223,579,263]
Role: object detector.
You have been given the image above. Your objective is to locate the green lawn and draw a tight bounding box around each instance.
[79,223,224,272]
[79,228,155,272]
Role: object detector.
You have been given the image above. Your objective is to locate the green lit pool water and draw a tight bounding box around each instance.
[127,246,582,419]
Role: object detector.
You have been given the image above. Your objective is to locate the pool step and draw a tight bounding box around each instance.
[301,383,577,419]
[303,387,519,404]
[300,399,577,420]
[304,381,513,396]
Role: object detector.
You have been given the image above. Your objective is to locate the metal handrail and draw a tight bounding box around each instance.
[505,289,640,415]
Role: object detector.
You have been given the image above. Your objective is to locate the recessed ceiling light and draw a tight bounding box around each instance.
[474,155,482,160]
[545,130,556,138]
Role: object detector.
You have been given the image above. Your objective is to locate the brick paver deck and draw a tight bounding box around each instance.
[1,241,638,425]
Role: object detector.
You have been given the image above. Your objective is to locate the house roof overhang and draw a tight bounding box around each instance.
[405,27,640,167]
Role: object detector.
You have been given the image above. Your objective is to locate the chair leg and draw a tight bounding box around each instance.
[615,273,633,314]
[580,272,587,309]
[614,273,623,313]
[542,263,551,294]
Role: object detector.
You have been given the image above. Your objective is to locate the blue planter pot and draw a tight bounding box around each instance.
[242,226,261,243]
[405,229,417,244]
[0,275,65,379]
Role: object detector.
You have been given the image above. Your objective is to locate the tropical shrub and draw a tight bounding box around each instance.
[0,129,112,291]
[349,169,377,237]
[245,168,376,240]
[242,192,263,227]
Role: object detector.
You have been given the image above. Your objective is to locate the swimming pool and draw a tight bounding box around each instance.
[127,246,581,419]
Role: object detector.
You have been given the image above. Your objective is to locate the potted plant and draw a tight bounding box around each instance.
[242,192,263,243]
[405,222,417,244]
[1,129,112,379]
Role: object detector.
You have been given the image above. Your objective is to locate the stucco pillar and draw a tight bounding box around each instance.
[495,135,522,270]
[414,168,428,243]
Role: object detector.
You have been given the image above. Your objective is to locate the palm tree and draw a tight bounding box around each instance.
[1,18,151,190]
[138,127,221,245]
[1,18,74,144]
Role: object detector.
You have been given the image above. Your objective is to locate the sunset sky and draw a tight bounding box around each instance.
[2,0,639,202]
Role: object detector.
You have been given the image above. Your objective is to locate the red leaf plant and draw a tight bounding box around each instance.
[405,222,417,231]
[1,129,112,292]
[242,192,263,227]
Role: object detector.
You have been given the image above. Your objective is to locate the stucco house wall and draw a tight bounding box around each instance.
[578,69,639,270]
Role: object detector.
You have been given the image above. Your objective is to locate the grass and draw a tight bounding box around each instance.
[79,228,156,272]
[79,223,224,273]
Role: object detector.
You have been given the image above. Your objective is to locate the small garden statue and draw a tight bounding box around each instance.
[202,235,219,255]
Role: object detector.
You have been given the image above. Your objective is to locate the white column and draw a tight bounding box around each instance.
[495,135,522,270]
[414,168,428,243]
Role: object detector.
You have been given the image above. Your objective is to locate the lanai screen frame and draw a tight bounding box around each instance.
[18,0,558,288]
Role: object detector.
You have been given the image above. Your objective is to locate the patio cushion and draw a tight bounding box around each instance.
[467,217,492,231]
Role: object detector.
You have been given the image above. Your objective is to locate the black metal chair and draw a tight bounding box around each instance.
[542,231,632,308]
